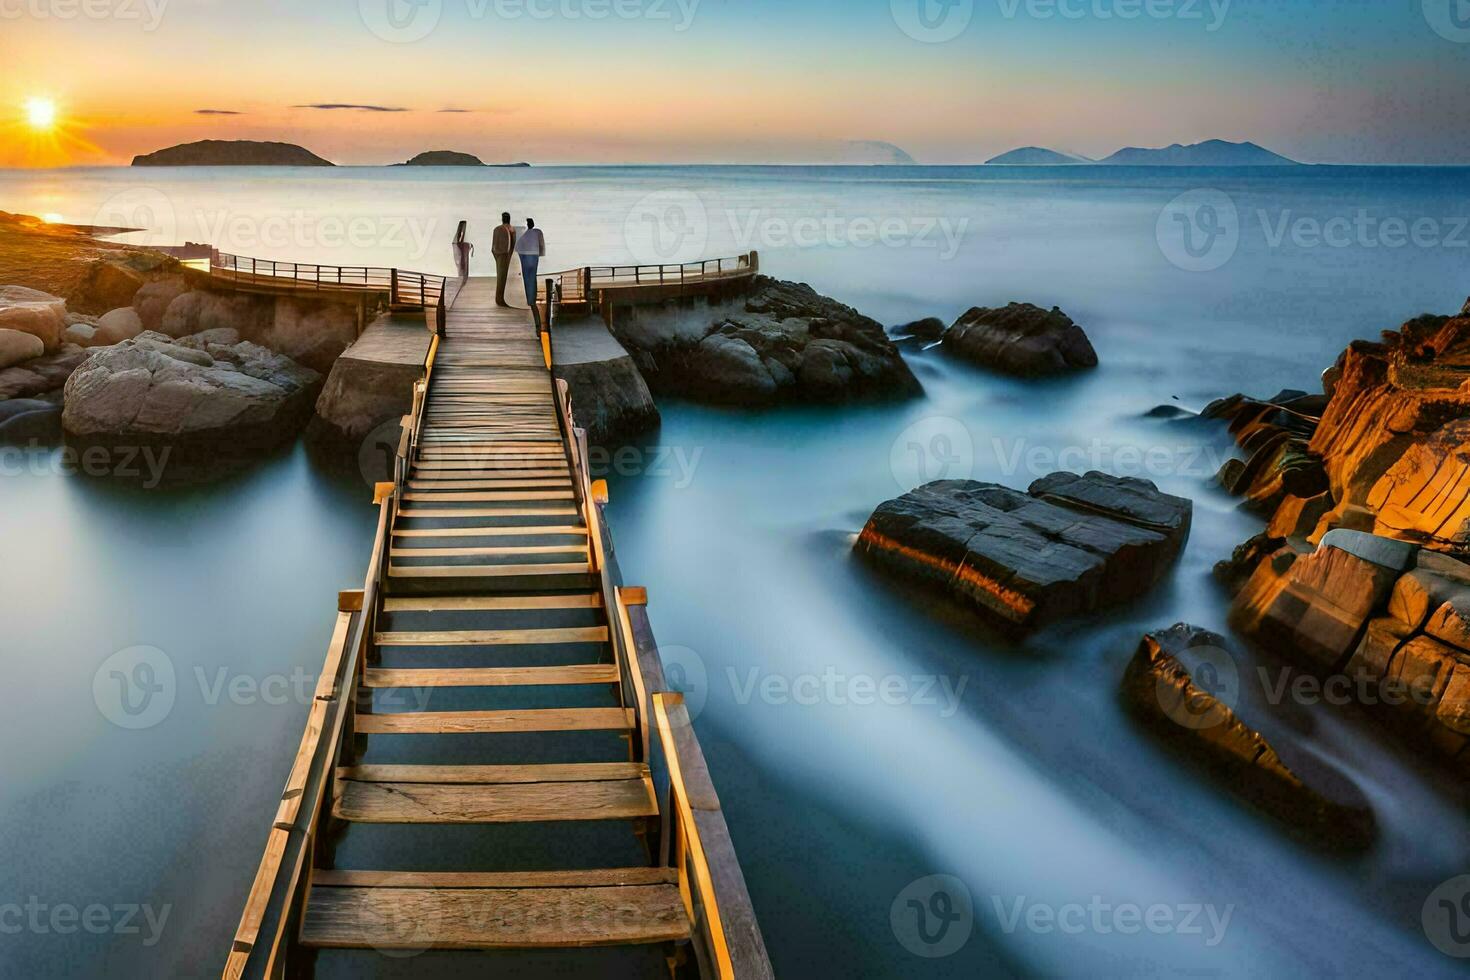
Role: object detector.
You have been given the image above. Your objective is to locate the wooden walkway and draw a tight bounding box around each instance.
[225,276,771,978]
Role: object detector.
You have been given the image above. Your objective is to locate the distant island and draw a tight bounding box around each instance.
[394,151,531,167]
[985,139,1299,166]
[985,146,1093,166]
[132,140,335,167]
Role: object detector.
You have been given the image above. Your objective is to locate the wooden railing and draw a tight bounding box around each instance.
[208,251,449,336]
[536,251,759,306]
[225,302,768,978]
[550,378,772,979]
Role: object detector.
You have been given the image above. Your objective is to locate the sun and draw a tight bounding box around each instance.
[25,97,57,130]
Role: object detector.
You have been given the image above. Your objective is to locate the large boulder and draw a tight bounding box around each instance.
[131,276,190,332]
[160,290,272,339]
[264,296,359,373]
[63,330,321,476]
[94,307,145,346]
[941,303,1097,377]
[612,276,920,406]
[855,471,1191,634]
[551,316,660,446]
[0,328,44,369]
[0,286,67,351]
[1121,624,1375,850]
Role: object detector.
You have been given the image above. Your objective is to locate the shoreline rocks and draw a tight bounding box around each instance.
[940,303,1098,377]
[855,471,1191,634]
[1230,529,1470,772]
[551,315,660,446]
[0,286,68,352]
[63,330,321,480]
[1121,624,1376,850]
[613,276,921,406]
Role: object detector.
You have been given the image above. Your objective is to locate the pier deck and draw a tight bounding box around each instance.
[224,274,770,979]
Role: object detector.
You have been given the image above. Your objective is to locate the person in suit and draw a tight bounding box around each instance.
[515,217,545,308]
[491,212,517,307]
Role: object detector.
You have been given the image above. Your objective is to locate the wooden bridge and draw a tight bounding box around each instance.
[222,267,771,977]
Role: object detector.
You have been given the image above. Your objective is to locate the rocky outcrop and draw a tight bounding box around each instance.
[132,276,190,332]
[310,315,429,448]
[855,471,1191,634]
[63,331,320,476]
[890,317,947,347]
[613,276,920,406]
[0,286,67,351]
[551,316,659,445]
[396,150,485,166]
[1121,624,1375,850]
[1231,529,1470,772]
[940,303,1097,377]
[1212,307,1470,556]
[157,289,359,373]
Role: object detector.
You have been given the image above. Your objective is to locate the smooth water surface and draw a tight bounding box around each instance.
[1,165,1467,977]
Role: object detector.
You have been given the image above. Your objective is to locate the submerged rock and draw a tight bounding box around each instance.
[1121,624,1375,851]
[0,397,63,444]
[855,471,1191,634]
[63,330,320,477]
[613,276,920,406]
[940,303,1097,377]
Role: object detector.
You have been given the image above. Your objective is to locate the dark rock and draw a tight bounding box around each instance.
[855,471,1190,634]
[1213,531,1286,593]
[1121,624,1376,851]
[891,317,946,343]
[941,303,1097,377]
[0,344,86,400]
[613,276,920,406]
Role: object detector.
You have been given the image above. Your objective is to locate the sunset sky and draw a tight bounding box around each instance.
[2,0,1468,167]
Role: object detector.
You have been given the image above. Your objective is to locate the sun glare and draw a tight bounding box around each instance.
[26,98,57,130]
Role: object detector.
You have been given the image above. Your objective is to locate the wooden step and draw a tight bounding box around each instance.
[392,525,587,538]
[396,507,579,519]
[355,706,635,734]
[337,762,648,784]
[375,626,608,647]
[388,562,591,579]
[300,870,688,949]
[382,594,601,612]
[362,664,619,688]
[388,544,589,559]
[401,491,575,502]
[332,771,657,823]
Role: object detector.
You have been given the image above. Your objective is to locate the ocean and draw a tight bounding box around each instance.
[1,164,1467,977]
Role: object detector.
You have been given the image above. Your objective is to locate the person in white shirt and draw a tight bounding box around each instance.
[515,217,545,308]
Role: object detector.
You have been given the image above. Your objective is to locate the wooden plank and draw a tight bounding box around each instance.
[311,868,677,888]
[401,491,575,502]
[388,562,590,578]
[332,776,657,823]
[388,543,589,558]
[383,593,601,612]
[396,507,579,518]
[337,762,648,784]
[392,525,587,538]
[363,664,619,688]
[355,707,635,734]
[300,882,690,949]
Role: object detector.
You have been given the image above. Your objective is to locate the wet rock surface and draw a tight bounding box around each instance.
[614,276,920,406]
[1121,624,1376,850]
[940,303,1098,377]
[855,471,1191,634]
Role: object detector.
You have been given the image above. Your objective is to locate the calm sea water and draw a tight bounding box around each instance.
[1,165,1468,977]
